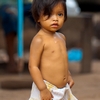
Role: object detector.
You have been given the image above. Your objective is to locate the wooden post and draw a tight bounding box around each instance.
[81,13,93,73]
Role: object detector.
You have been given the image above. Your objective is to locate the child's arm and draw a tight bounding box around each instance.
[29,36,46,90]
[28,36,53,99]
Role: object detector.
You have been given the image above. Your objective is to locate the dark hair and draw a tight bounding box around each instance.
[31,0,67,26]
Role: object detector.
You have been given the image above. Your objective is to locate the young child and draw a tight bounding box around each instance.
[29,0,78,99]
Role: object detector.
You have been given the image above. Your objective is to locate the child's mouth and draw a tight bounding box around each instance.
[51,23,59,28]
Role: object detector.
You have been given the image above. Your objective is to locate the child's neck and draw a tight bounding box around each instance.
[40,28,56,37]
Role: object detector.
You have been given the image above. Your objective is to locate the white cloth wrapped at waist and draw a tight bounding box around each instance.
[29,80,78,100]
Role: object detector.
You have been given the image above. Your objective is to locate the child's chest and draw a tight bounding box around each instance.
[44,37,66,54]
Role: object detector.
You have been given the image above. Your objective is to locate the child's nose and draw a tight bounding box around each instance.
[52,15,58,21]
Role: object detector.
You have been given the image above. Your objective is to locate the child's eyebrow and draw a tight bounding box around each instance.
[57,10,64,13]
[58,10,64,12]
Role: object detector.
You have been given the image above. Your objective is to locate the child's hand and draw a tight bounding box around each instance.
[40,88,53,100]
[68,75,74,88]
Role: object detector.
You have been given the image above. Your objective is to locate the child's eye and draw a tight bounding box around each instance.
[58,13,64,16]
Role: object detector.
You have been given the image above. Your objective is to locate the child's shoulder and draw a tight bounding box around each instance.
[56,32,66,40]
[31,34,44,45]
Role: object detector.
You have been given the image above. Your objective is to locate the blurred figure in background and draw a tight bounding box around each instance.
[0,0,35,73]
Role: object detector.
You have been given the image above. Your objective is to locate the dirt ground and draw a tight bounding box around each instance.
[0,60,100,100]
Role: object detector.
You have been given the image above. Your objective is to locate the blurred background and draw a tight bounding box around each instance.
[0,0,100,100]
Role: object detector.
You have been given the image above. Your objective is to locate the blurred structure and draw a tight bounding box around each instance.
[76,0,100,59]
[66,0,100,72]
[77,0,100,12]
[67,0,81,16]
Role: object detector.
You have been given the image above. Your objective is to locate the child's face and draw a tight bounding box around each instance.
[38,3,65,32]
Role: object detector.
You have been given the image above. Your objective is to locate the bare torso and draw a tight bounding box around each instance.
[38,32,68,88]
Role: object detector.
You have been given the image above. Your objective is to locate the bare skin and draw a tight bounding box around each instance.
[40,32,68,88]
[29,2,74,100]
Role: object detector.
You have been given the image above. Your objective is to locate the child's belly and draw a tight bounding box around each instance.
[41,64,68,88]
[40,50,68,88]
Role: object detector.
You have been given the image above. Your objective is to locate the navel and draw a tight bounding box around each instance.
[51,50,55,53]
[63,76,67,81]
